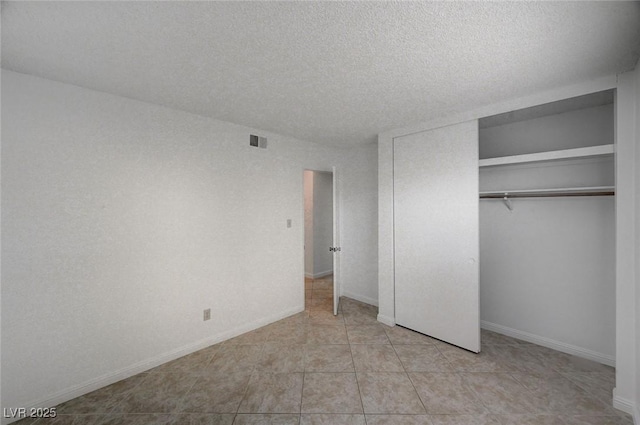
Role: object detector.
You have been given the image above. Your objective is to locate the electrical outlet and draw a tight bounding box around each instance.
[203,308,211,321]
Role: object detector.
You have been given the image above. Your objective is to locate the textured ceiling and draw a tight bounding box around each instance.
[2,1,640,147]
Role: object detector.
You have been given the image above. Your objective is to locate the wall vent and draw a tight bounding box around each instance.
[250,134,267,149]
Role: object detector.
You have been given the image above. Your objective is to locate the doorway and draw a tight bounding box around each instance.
[304,170,335,314]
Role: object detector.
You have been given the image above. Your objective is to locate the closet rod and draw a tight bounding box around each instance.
[480,191,614,199]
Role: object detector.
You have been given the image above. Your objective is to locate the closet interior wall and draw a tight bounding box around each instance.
[479,94,616,364]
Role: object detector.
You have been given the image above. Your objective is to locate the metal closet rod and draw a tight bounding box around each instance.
[479,189,615,211]
[480,191,615,199]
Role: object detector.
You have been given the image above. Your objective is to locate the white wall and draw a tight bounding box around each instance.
[312,172,333,277]
[479,105,616,364]
[480,198,615,359]
[303,170,314,277]
[1,70,380,417]
[479,104,614,158]
[635,59,640,425]
[340,143,379,306]
[615,68,638,419]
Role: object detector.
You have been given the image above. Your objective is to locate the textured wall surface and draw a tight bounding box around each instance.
[1,71,378,412]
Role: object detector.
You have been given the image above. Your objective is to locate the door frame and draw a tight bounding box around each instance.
[302,167,340,314]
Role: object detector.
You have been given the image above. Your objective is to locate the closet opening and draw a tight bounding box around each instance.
[478,89,616,367]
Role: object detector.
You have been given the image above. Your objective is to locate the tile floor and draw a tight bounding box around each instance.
[16,276,633,425]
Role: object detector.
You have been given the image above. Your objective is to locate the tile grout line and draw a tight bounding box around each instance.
[233,342,264,418]
[165,347,221,419]
[391,341,428,416]
[348,336,368,423]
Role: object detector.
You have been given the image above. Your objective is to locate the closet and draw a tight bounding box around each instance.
[478,90,615,364]
[393,89,616,362]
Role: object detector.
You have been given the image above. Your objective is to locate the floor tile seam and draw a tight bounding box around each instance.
[298,371,306,416]
[348,370,368,418]
[431,343,456,372]
[538,375,622,418]
[88,371,150,416]
[506,368,577,405]
[200,348,220,371]
[557,371,613,401]
[544,362,588,376]
[452,371,496,415]
[108,371,178,416]
[484,372,582,416]
[559,370,615,381]
[346,340,368,418]
[234,366,261,415]
[393,343,428,415]
[169,372,210,416]
[390,342,410,374]
[343,341,357,373]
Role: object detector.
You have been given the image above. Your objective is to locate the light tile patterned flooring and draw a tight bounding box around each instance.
[17,276,632,425]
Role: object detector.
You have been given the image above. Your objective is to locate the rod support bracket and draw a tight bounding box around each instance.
[503,194,514,211]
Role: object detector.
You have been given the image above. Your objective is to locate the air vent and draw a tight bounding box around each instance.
[250,134,267,149]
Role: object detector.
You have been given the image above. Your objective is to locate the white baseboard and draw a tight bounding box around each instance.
[305,271,332,279]
[1,305,304,425]
[340,290,378,307]
[377,314,396,327]
[312,270,333,279]
[612,388,638,421]
[481,320,615,367]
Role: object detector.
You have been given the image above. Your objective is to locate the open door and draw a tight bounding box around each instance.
[393,121,480,352]
[332,166,340,315]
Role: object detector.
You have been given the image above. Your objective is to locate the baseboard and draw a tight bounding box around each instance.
[1,305,304,425]
[481,320,615,367]
[612,389,638,421]
[305,271,332,279]
[312,270,333,279]
[340,290,378,307]
[377,314,396,327]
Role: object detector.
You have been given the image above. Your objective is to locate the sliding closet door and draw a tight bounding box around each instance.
[394,120,480,353]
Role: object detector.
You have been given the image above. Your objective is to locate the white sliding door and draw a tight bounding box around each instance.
[394,120,480,353]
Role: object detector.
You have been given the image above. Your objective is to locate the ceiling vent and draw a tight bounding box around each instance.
[250,134,268,149]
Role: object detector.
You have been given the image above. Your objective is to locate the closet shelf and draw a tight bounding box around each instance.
[479,186,615,199]
[479,144,614,168]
